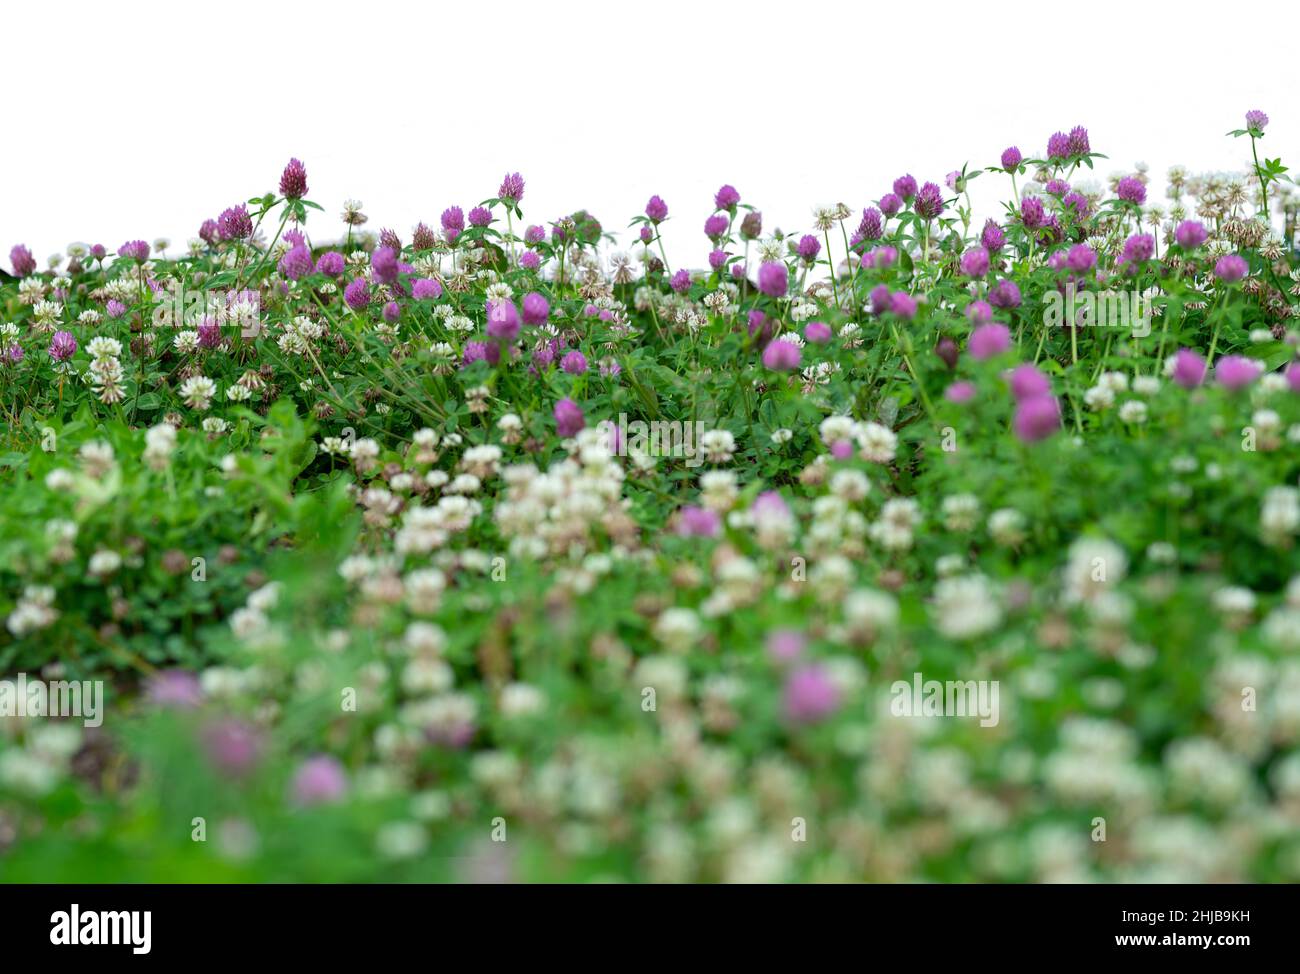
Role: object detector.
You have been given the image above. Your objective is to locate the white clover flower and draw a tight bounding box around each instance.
[942,493,981,532]
[700,429,736,463]
[179,375,216,410]
[829,469,870,502]
[1118,400,1148,424]
[855,422,897,464]
[654,607,701,653]
[932,574,1002,639]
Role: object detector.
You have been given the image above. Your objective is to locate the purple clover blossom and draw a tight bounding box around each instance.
[714,184,741,211]
[463,341,490,367]
[198,220,220,245]
[371,246,400,285]
[1245,110,1269,133]
[869,285,893,315]
[118,239,150,261]
[291,755,347,806]
[1009,363,1051,401]
[49,330,77,361]
[988,279,1022,309]
[382,301,400,324]
[343,277,370,311]
[468,206,492,227]
[677,505,721,538]
[218,205,253,241]
[960,246,990,278]
[797,234,821,261]
[1014,395,1061,443]
[1045,179,1070,196]
[1120,233,1155,266]
[1068,126,1090,155]
[279,158,309,199]
[1215,355,1261,390]
[106,299,127,319]
[878,193,903,217]
[757,261,789,298]
[1214,254,1248,283]
[1020,195,1046,229]
[561,350,588,374]
[969,323,1012,360]
[704,214,728,239]
[524,225,546,245]
[1174,220,1208,249]
[856,207,883,242]
[804,321,832,344]
[1062,192,1091,220]
[278,244,313,281]
[980,219,1006,252]
[914,182,945,219]
[1116,176,1147,205]
[521,292,549,326]
[498,172,525,203]
[966,300,993,325]
[554,398,585,437]
[645,195,668,223]
[1000,146,1023,171]
[762,339,802,372]
[145,669,203,710]
[889,293,917,320]
[1171,348,1206,388]
[518,250,541,271]
[486,298,521,342]
[1047,131,1072,161]
[1066,244,1097,273]
[441,206,465,243]
[783,666,841,724]
[10,244,36,277]
[892,174,918,201]
[412,278,442,300]
[315,251,344,276]
[945,381,976,403]
[412,223,436,250]
[709,249,729,271]
[670,269,692,293]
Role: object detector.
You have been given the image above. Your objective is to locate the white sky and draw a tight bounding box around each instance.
[2,0,1294,270]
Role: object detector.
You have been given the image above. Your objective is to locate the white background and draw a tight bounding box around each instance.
[2,0,1294,270]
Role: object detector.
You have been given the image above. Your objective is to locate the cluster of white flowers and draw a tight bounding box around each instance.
[6,585,59,636]
[1062,537,1127,603]
[1260,486,1300,547]
[494,428,626,559]
[142,422,177,470]
[931,574,1002,639]
[179,375,216,410]
[84,336,124,404]
[277,315,326,356]
[869,498,920,551]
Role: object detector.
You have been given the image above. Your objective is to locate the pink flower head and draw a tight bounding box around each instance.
[1214,254,1248,283]
[279,158,309,199]
[1013,395,1061,443]
[291,755,347,806]
[202,718,262,778]
[1174,220,1208,249]
[1286,362,1300,394]
[1008,363,1050,401]
[766,629,805,664]
[498,171,525,203]
[676,505,721,538]
[968,323,1011,360]
[561,350,588,374]
[645,195,668,223]
[412,277,442,300]
[945,380,976,403]
[554,398,585,437]
[783,666,841,724]
[757,261,789,298]
[762,338,802,371]
[486,298,521,341]
[1215,355,1261,391]
[889,292,917,320]
[9,244,36,277]
[1170,348,1206,388]
[1000,146,1022,171]
[48,330,77,361]
[145,669,203,710]
[960,246,990,278]
[804,321,832,344]
[966,300,993,325]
